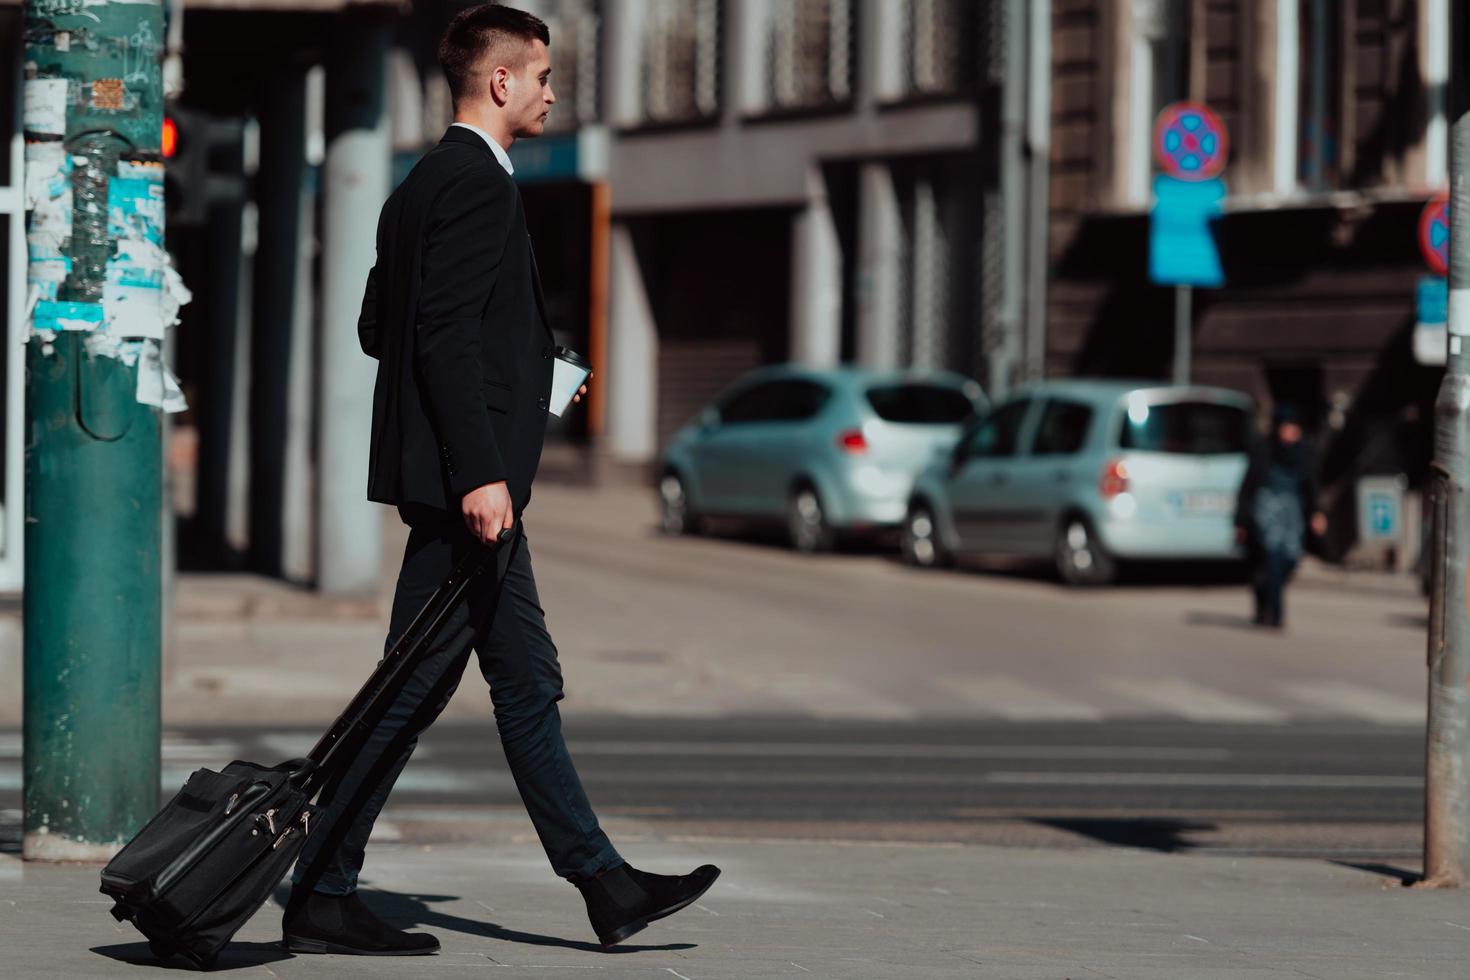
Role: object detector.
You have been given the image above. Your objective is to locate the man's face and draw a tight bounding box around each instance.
[505,40,555,138]
[1277,421,1303,445]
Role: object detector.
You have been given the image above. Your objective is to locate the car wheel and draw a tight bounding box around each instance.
[659,472,698,536]
[1054,516,1117,586]
[902,503,951,568]
[787,485,834,554]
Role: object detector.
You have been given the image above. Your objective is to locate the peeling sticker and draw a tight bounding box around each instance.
[33,300,103,333]
[23,78,67,136]
[89,78,126,112]
[103,238,166,339]
[136,339,187,413]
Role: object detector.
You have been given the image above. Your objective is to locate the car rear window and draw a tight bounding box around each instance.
[1118,400,1250,454]
[865,384,976,424]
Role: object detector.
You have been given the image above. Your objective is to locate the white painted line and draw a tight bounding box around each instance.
[769,675,919,722]
[666,969,693,980]
[983,772,1421,788]
[942,675,1105,722]
[1280,682,1425,726]
[1103,677,1288,724]
[567,740,1229,761]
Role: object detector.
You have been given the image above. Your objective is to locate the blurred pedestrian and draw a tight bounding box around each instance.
[283,4,718,955]
[1234,404,1327,629]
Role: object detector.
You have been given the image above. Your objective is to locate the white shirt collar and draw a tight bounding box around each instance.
[450,122,515,176]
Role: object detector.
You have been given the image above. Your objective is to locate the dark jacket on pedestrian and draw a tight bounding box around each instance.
[359,125,556,517]
[1234,431,1320,557]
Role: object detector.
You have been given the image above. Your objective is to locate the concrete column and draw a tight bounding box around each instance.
[789,166,843,367]
[604,0,644,127]
[318,15,390,594]
[909,175,948,371]
[856,162,902,369]
[606,222,659,462]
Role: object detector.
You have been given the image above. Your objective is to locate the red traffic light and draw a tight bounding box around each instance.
[162,116,178,159]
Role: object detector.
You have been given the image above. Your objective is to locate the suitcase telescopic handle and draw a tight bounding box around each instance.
[296,526,516,793]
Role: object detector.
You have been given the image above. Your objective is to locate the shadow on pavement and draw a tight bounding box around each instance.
[91,941,292,971]
[1185,611,1261,632]
[1331,861,1423,886]
[1031,817,1216,853]
[269,884,695,954]
[371,891,697,954]
[1385,613,1430,631]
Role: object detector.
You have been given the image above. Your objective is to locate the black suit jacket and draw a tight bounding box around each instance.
[360,126,556,516]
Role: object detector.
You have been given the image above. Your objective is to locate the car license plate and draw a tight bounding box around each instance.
[1178,491,1232,515]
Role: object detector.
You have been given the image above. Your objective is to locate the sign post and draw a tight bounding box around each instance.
[1149,102,1229,384]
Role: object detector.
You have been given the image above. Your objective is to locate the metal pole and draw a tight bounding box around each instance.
[1172,285,1192,384]
[22,0,165,860]
[318,11,389,594]
[1022,0,1053,383]
[1423,0,1470,888]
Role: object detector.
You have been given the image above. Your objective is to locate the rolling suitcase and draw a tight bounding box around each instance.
[99,529,515,969]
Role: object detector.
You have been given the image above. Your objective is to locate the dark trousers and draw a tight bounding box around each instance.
[1251,548,1298,628]
[291,513,623,895]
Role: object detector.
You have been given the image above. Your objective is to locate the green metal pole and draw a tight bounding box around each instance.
[22,0,166,861]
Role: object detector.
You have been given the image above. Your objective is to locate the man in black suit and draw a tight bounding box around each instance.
[283,5,718,955]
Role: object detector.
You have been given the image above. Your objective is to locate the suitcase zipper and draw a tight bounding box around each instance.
[152,779,274,897]
[173,801,313,935]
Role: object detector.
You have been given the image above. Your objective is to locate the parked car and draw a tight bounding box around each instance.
[659,365,985,552]
[902,380,1254,584]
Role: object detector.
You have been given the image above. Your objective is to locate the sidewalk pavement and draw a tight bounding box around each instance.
[3,835,1466,979]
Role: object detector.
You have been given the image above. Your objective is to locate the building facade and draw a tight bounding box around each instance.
[1046,0,1451,552]
[580,0,1044,466]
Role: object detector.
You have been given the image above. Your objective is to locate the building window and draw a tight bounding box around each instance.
[1126,0,1190,204]
[1297,0,1342,190]
[521,0,602,133]
[767,0,853,110]
[904,0,979,97]
[640,0,721,123]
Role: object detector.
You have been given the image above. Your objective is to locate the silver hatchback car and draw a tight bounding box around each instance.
[903,380,1254,583]
[659,365,985,552]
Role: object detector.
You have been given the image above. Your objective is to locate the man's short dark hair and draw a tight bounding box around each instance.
[438,4,551,109]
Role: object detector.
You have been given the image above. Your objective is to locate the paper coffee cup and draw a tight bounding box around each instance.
[548,346,591,417]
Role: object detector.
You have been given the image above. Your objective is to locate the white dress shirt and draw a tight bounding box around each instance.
[450,121,515,176]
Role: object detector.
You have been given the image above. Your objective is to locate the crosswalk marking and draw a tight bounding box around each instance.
[1280,682,1425,725]
[1102,677,1288,725]
[942,676,1105,722]
[767,674,919,722]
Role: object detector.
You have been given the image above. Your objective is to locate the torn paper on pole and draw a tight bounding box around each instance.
[135,339,187,413]
[23,78,68,137]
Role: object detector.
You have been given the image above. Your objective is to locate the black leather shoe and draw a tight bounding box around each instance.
[282,888,440,956]
[574,861,721,947]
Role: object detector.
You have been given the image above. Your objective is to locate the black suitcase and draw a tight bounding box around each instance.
[99,531,514,969]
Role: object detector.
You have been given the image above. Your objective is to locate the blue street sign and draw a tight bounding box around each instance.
[1149,175,1225,287]
[1368,493,1396,536]
[1415,274,1449,366]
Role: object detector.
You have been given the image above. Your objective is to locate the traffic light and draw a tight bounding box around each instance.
[163,104,246,228]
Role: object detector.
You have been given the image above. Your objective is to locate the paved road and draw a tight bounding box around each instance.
[0,484,1434,860]
[0,716,1426,861]
[0,483,1424,728]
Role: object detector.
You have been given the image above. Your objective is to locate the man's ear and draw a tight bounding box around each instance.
[490,65,510,106]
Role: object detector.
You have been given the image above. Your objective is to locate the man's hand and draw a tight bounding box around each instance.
[462,481,514,545]
[571,371,594,406]
[1310,512,1328,537]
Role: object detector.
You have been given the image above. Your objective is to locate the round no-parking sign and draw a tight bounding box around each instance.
[1154,102,1229,181]
[1420,194,1450,277]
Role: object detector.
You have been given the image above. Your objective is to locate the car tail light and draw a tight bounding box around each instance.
[837,429,868,454]
[1099,459,1130,498]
